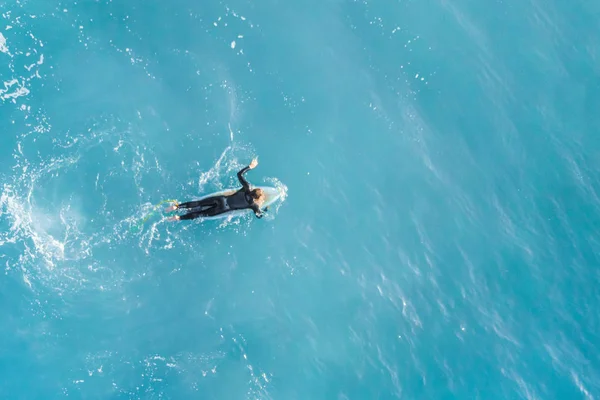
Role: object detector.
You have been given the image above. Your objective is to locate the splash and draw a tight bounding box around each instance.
[0,150,85,269]
[0,32,8,54]
[0,12,45,109]
[196,140,253,193]
[1,182,91,294]
[0,119,159,294]
[129,198,177,233]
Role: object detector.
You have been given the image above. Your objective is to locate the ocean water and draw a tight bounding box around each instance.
[1,0,600,398]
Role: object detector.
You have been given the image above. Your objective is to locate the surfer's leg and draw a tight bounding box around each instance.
[203,204,228,217]
[170,198,228,221]
[167,197,220,213]
[179,211,206,220]
[178,197,219,209]
[172,207,224,221]
[194,197,228,217]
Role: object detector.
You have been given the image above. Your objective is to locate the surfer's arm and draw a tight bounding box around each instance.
[251,203,264,218]
[237,158,258,192]
[237,166,251,191]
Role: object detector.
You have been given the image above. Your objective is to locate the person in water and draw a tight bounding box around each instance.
[166,158,266,221]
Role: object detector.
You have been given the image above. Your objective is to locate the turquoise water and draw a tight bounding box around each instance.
[1,0,599,398]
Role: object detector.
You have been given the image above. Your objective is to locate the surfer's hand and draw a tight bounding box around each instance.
[249,158,258,169]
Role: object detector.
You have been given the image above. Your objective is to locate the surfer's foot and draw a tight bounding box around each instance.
[165,205,178,212]
[167,215,180,222]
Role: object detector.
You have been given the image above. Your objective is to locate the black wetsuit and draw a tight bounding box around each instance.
[177,166,263,220]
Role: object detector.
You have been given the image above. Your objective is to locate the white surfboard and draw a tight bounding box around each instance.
[186,186,284,220]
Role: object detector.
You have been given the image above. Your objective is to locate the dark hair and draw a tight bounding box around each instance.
[250,188,263,200]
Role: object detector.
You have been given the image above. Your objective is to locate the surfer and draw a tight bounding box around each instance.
[166,158,266,221]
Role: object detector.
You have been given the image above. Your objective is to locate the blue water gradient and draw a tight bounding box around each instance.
[1,0,599,398]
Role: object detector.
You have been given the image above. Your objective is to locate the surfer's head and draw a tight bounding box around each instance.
[250,188,264,203]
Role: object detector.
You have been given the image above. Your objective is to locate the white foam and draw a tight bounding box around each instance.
[0,79,30,101]
[197,145,234,191]
[230,40,236,49]
[0,32,8,54]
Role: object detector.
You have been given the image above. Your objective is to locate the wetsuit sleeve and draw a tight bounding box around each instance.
[251,203,263,218]
[237,166,251,192]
